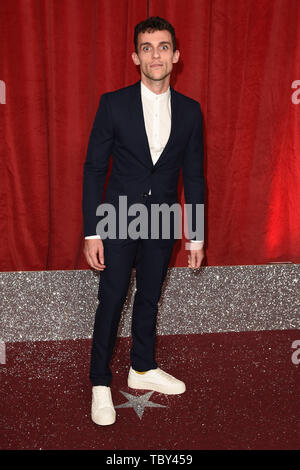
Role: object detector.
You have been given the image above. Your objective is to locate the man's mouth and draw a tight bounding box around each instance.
[151,63,163,68]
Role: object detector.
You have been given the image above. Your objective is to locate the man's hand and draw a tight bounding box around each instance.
[188,246,205,269]
[83,239,106,271]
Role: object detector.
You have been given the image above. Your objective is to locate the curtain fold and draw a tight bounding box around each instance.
[1,0,299,270]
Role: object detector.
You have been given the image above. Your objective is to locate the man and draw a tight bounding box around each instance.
[82,17,205,426]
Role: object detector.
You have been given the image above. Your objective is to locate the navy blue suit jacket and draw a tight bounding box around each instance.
[82,80,205,241]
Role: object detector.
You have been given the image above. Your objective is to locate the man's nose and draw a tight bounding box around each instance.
[152,47,161,58]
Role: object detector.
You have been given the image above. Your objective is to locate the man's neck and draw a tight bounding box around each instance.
[141,76,170,95]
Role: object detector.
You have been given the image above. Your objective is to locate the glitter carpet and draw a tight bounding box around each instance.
[0,331,298,450]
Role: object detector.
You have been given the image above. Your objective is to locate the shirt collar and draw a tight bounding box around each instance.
[141,80,170,100]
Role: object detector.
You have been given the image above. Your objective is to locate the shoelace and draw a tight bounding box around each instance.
[147,368,175,380]
[93,390,114,408]
[132,367,176,380]
[93,387,112,399]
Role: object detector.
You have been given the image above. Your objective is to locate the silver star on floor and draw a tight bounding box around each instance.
[115,390,167,420]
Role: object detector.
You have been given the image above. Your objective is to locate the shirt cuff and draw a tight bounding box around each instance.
[85,235,101,239]
[185,240,204,250]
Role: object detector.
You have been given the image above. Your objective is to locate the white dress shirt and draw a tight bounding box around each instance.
[86,81,203,248]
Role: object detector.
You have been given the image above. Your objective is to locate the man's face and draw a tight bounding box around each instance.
[132,29,179,82]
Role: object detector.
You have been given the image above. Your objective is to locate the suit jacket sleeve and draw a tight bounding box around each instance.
[182,102,205,242]
[82,93,114,237]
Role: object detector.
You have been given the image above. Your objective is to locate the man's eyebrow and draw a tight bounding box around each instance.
[139,41,171,48]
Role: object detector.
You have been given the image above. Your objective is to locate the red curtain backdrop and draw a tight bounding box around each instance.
[1,0,299,271]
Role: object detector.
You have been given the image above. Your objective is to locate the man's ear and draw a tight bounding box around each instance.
[132,52,140,66]
[172,50,180,64]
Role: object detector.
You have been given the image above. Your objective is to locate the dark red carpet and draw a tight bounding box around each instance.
[0,331,298,449]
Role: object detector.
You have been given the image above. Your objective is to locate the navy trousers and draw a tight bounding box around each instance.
[89,235,175,386]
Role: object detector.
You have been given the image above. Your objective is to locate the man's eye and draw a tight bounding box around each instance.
[143,46,150,52]
[161,45,168,50]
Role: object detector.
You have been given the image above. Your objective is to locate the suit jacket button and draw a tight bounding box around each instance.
[142,192,148,197]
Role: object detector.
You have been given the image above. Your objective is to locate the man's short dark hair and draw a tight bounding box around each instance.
[134,16,176,53]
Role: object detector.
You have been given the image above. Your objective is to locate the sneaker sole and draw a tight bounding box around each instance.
[91,407,116,426]
[91,414,116,426]
[128,378,186,395]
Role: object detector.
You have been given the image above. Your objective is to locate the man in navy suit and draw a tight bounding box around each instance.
[82,17,205,425]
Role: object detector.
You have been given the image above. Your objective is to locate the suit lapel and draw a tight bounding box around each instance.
[131,80,179,169]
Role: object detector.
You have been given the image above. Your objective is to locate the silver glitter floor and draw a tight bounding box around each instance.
[0,263,299,343]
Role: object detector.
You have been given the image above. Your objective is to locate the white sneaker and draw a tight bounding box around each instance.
[91,385,116,426]
[128,366,186,395]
